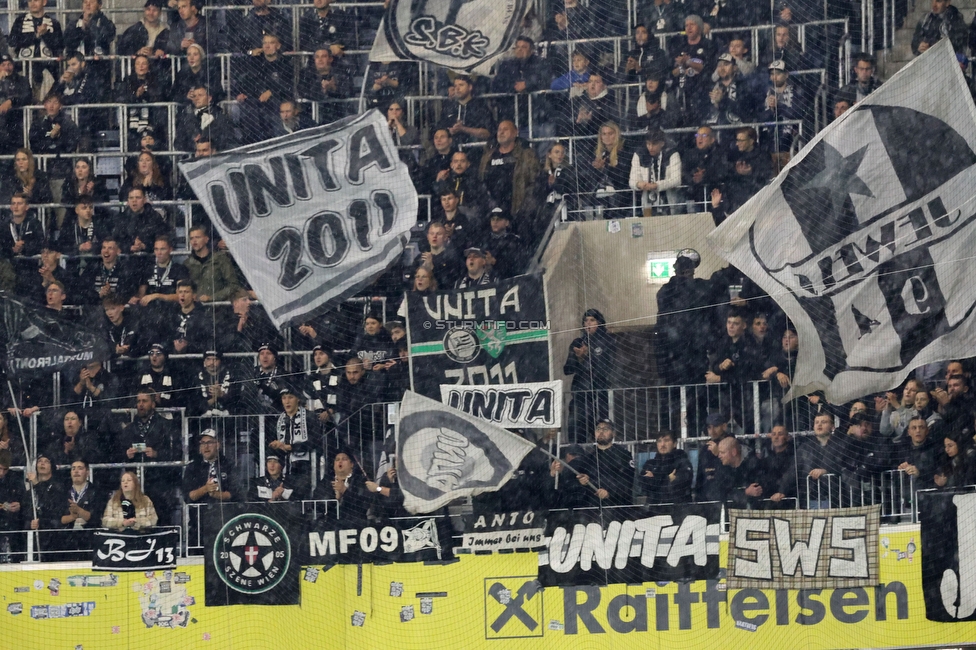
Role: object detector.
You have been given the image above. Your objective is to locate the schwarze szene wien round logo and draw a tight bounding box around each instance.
[213,513,291,594]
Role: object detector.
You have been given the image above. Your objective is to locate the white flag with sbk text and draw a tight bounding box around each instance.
[179,110,417,328]
[397,391,537,514]
[708,40,976,403]
[370,0,530,74]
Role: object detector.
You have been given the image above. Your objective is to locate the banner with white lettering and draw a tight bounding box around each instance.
[457,509,547,554]
[91,529,180,571]
[408,274,551,399]
[300,516,451,565]
[397,391,538,514]
[179,110,417,328]
[707,41,976,403]
[369,0,530,74]
[440,381,561,429]
[203,504,302,606]
[537,504,722,587]
[2,294,111,378]
[727,506,880,590]
[919,490,976,621]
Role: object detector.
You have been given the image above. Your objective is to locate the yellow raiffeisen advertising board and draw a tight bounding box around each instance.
[0,527,970,649]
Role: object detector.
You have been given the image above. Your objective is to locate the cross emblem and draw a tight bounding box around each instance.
[244,546,259,566]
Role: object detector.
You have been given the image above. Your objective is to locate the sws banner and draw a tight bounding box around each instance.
[440,381,562,429]
[408,273,550,399]
[919,490,976,621]
[457,509,547,554]
[179,110,417,328]
[300,516,449,564]
[91,529,180,571]
[203,503,302,606]
[727,506,880,590]
[370,0,530,74]
[537,504,721,586]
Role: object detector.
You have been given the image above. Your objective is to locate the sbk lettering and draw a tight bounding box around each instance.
[403,17,489,59]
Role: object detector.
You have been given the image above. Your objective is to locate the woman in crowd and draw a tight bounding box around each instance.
[580,122,630,219]
[354,312,396,373]
[397,266,438,318]
[935,433,976,488]
[534,141,578,224]
[43,410,102,469]
[248,452,299,502]
[4,148,52,205]
[117,54,171,151]
[102,471,158,531]
[316,448,370,524]
[172,43,224,103]
[61,157,109,207]
[119,151,172,217]
[386,99,419,171]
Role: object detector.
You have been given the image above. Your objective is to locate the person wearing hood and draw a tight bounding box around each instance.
[564,308,616,442]
[623,24,668,82]
[354,312,396,373]
[629,129,681,216]
[655,248,712,386]
[913,0,967,55]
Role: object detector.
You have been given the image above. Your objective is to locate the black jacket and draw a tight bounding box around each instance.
[640,448,693,503]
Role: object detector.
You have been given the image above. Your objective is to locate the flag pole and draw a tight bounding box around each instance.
[6,381,36,521]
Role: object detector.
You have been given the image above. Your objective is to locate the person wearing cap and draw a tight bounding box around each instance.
[0,53,31,154]
[912,0,967,56]
[418,221,462,289]
[118,0,170,58]
[10,0,65,96]
[480,208,524,280]
[572,419,635,506]
[245,342,286,414]
[760,59,806,173]
[656,247,713,387]
[315,446,370,523]
[695,412,734,501]
[435,75,495,146]
[630,129,681,216]
[707,52,756,126]
[455,247,496,289]
[640,430,693,504]
[0,453,25,562]
[564,309,616,443]
[191,349,239,416]
[249,452,298,502]
[138,343,183,411]
[841,412,891,501]
[183,429,237,504]
[478,120,539,219]
[306,344,340,425]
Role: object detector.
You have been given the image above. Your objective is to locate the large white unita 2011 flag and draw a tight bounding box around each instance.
[179,110,417,328]
[708,40,976,403]
[397,391,538,514]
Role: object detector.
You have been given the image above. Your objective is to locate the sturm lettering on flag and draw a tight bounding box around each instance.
[708,41,976,403]
[179,110,417,329]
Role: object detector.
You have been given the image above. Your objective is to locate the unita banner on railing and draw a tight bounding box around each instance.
[439,381,562,429]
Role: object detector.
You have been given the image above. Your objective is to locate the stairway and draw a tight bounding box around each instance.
[880,0,976,78]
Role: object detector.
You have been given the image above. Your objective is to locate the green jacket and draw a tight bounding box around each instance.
[183,250,241,301]
[478,139,539,216]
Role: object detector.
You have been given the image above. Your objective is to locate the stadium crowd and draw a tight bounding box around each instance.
[0,0,969,561]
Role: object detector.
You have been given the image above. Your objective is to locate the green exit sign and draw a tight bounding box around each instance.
[646,253,676,284]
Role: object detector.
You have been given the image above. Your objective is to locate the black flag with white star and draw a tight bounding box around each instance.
[709,40,976,403]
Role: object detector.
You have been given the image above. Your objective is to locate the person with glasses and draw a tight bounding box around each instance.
[183,429,237,504]
[572,419,635,506]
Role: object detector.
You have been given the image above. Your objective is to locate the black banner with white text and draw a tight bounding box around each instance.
[91,528,180,571]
